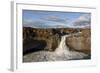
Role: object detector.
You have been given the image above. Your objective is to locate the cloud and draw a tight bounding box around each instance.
[23,18,68,28]
[23,15,69,28]
[23,19,45,27]
[73,14,91,27]
[42,16,68,23]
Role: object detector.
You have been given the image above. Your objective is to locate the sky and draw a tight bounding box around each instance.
[23,10,91,28]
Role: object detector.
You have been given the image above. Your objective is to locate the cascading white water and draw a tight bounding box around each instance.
[54,33,88,60]
[55,35,70,55]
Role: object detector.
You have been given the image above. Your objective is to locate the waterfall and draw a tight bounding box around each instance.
[55,33,88,60]
[55,35,70,55]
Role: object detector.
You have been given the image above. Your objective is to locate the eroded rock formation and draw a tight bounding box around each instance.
[23,27,91,56]
[66,29,91,54]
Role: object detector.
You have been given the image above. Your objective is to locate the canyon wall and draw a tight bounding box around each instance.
[23,27,91,55]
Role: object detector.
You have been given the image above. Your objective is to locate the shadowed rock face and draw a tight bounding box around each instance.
[23,39,47,55]
[23,27,62,54]
[23,27,91,55]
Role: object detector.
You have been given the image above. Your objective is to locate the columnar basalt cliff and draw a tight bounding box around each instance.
[23,27,91,56]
